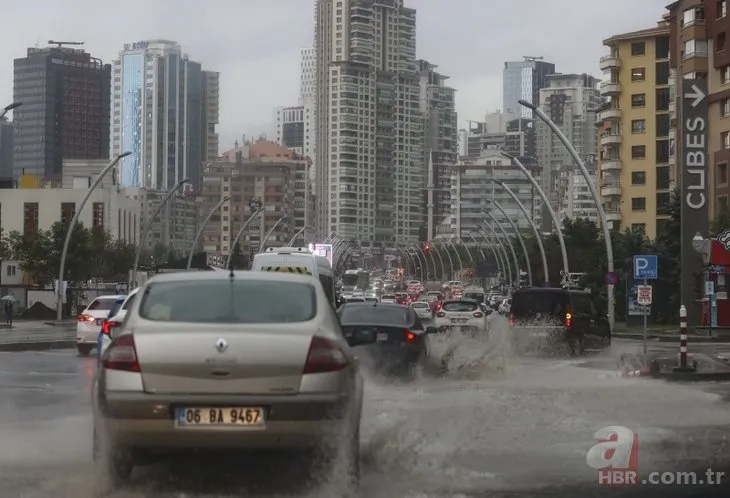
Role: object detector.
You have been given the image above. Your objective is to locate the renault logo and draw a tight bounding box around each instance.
[215,338,228,353]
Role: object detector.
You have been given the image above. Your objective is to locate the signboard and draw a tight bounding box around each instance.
[605,272,618,286]
[637,285,652,306]
[719,228,730,251]
[308,243,333,266]
[633,255,658,280]
[681,79,709,325]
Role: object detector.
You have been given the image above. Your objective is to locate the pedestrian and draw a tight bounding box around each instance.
[3,300,12,327]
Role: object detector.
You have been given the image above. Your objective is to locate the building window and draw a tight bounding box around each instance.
[23,202,39,236]
[719,32,727,51]
[719,0,728,18]
[60,202,76,224]
[631,119,646,133]
[631,223,646,235]
[631,145,646,159]
[656,114,670,137]
[722,98,730,117]
[631,171,646,185]
[683,6,706,26]
[631,42,646,56]
[631,197,647,211]
[92,202,104,230]
[722,131,730,149]
[657,166,670,190]
[631,93,646,107]
[721,65,730,84]
[720,195,729,213]
[631,67,646,81]
[719,162,729,184]
[656,192,672,214]
[684,39,709,58]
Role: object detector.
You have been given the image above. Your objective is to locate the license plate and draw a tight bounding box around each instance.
[451,318,468,324]
[376,332,388,342]
[95,318,103,325]
[176,407,265,427]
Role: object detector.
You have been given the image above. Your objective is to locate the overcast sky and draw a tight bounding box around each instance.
[0,0,668,150]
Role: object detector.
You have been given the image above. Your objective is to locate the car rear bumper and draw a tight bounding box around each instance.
[98,392,353,450]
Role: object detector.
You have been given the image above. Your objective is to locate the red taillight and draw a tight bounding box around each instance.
[405,330,416,341]
[565,310,572,328]
[303,336,348,374]
[473,312,483,318]
[101,320,121,336]
[436,311,446,317]
[102,334,140,372]
[509,314,515,326]
[78,314,95,322]
[436,303,442,310]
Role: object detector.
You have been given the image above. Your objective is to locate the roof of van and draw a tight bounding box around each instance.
[252,248,332,273]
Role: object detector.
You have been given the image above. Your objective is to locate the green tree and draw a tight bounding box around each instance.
[7,229,53,283]
[0,228,11,260]
[103,239,136,280]
[47,221,95,283]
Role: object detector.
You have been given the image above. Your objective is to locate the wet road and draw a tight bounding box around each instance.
[2,317,730,497]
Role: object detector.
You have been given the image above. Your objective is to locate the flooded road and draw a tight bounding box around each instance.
[2,317,730,497]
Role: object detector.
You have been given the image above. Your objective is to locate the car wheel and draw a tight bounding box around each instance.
[77,344,92,356]
[105,447,134,487]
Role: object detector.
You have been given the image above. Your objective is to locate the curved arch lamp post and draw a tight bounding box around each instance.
[412,245,428,281]
[483,203,533,287]
[473,226,508,285]
[331,237,347,268]
[457,235,475,268]
[416,245,432,281]
[481,212,521,286]
[403,247,421,281]
[491,179,549,285]
[434,239,454,280]
[501,152,569,281]
[446,237,464,272]
[520,99,614,331]
[397,248,412,278]
[260,215,288,250]
[56,151,132,320]
[430,241,446,281]
[227,207,265,269]
[467,230,504,281]
[0,101,22,120]
[287,226,314,246]
[130,177,191,287]
[186,196,231,270]
[478,223,513,286]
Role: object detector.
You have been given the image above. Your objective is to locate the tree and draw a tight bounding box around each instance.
[103,239,136,280]
[46,221,96,284]
[7,229,53,284]
[710,208,730,237]
[0,229,10,261]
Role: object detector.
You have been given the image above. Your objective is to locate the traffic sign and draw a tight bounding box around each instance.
[637,285,652,306]
[633,255,658,280]
[605,272,618,285]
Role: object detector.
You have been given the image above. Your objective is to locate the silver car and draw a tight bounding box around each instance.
[94,271,363,487]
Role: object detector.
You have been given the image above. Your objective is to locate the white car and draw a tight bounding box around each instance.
[381,294,396,303]
[76,295,126,356]
[98,288,140,358]
[410,301,433,321]
[434,300,488,333]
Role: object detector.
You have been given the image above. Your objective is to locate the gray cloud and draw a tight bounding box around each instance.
[0,0,669,149]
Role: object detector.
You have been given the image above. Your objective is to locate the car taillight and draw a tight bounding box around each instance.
[405,330,416,341]
[78,314,95,322]
[102,334,140,372]
[303,336,348,374]
[101,320,121,336]
[509,314,515,326]
[436,311,446,317]
[565,310,572,328]
[473,311,483,318]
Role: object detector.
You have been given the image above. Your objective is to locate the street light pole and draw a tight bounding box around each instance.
[430,241,446,281]
[260,216,288,250]
[492,179,549,285]
[130,177,190,288]
[0,101,22,120]
[56,151,131,320]
[446,238,463,272]
[482,212,521,286]
[411,245,427,282]
[398,247,415,279]
[473,227,507,284]
[479,223,513,286]
[434,240,454,280]
[287,226,314,246]
[521,99,615,333]
[484,202,533,287]
[186,196,231,270]
[467,230,504,282]
[501,152,569,280]
[228,207,265,269]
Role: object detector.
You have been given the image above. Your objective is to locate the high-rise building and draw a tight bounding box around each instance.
[418,59,457,240]
[537,73,603,230]
[315,0,422,247]
[275,106,305,156]
[110,40,218,191]
[300,47,317,101]
[597,23,671,238]
[0,118,13,179]
[503,57,556,118]
[13,45,111,183]
[459,112,534,160]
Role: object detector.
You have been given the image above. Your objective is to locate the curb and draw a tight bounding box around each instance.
[0,340,75,352]
[613,332,730,343]
[655,371,730,382]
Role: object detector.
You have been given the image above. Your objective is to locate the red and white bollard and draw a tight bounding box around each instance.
[673,304,696,373]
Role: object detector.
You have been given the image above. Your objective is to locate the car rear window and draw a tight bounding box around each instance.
[122,292,138,310]
[86,298,120,311]
[138,280,316,323]
[381,294,395,300]
[511,291,568,317]
[339,306,411,326]
[106,300,125,318]
[464,292,485,302]
[442,301,479,312]
[411,302,429,309]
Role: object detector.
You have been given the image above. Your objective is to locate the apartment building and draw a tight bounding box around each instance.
[315,0,422,246]
[598,23,672,239]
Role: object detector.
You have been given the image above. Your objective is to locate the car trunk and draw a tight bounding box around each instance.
[133,322,315,395]
[342,325,408,345]
[511,292,568,329]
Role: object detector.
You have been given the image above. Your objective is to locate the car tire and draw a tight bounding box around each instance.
[77,344,92,356]
[104,447,134,487]
[346,424,361,487]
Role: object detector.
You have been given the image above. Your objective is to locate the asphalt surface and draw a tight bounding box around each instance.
[2,316,730,497]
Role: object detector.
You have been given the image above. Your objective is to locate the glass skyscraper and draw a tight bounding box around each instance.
[502,58,556,118]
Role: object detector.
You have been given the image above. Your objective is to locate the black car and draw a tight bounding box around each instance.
[338,302,432,377]
[509,287,611,355]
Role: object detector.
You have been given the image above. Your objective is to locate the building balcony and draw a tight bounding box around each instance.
[605,209,622,222]
[599,55,621,71]
[600,159,622,172]
[600,183,622,197]
[599,81,621,96]
[597,108,622,122]
[600,132,622,145]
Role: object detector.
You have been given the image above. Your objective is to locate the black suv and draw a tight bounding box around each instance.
[509,287,610,355]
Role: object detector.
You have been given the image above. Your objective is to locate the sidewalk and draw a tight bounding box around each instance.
[612,323,730,343]
[0,324,75,351]
[620,352,730,382]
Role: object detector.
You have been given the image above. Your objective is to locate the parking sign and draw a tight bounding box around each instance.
[637,285,652,306]
[633,255,658,280]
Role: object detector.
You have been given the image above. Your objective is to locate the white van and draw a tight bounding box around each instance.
[251,247,336,305]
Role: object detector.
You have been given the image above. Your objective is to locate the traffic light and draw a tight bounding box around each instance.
[424,243,430,254]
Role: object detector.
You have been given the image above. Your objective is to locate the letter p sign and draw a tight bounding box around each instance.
[633,255,658,280]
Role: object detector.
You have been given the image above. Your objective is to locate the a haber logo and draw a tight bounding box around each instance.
[586,425,639,485]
